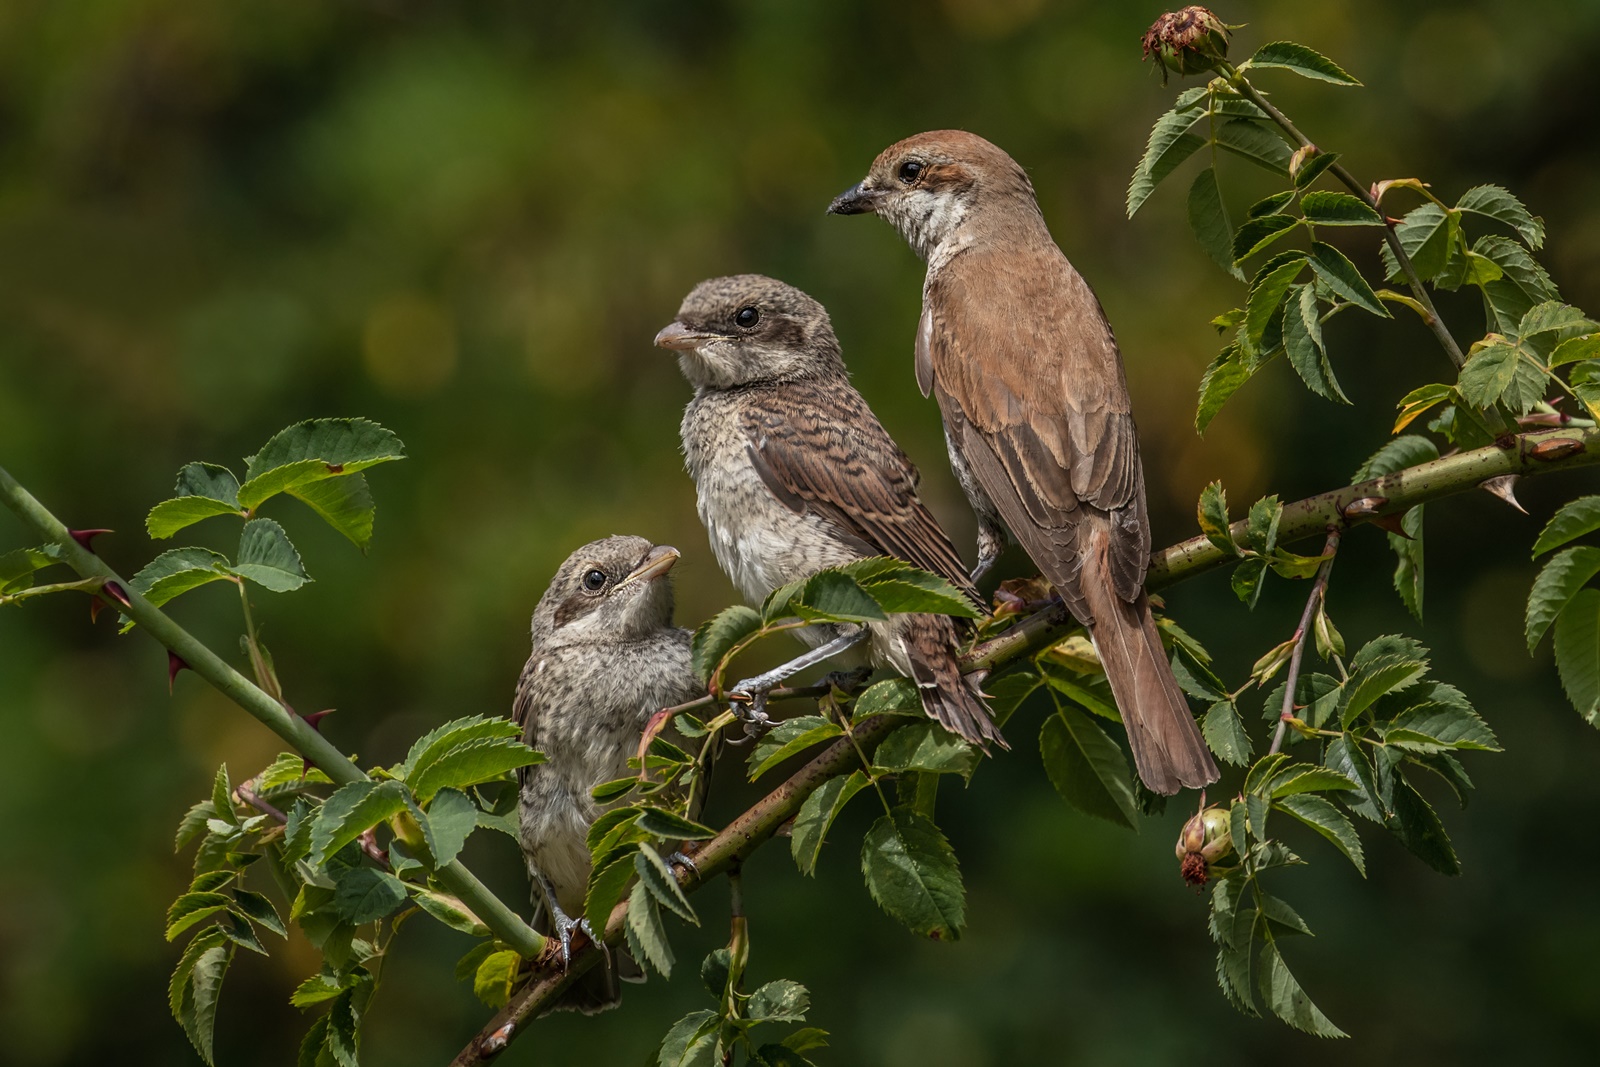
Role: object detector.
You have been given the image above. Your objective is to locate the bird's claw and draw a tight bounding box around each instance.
[667,850,700,876]
[551,908,593,969]
[726,683,773,745]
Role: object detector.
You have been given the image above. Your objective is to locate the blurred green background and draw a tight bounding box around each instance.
[3,0,1599,1063]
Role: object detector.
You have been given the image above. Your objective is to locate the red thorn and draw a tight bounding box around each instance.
[89,598,105,624]
[1369,512,1413,538]
[301,709,334,731]
[69,528,112,551]
[101,580,132,609]
[168,650,190,693]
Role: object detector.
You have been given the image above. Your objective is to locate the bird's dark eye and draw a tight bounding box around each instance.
[898,160,924,184]
[581,569,607,593]
[734,306,760,329]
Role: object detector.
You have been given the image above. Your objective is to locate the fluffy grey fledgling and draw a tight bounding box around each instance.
[657,274,1002,749]
[513,535,703,1014]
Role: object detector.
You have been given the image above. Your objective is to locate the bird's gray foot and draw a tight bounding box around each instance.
[726,684,774,744]
[550,905,593,968]
[667,850,699,876]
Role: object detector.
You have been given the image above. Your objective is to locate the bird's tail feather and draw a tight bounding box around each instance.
[1080,536,1217,794]
[904,614,1007,750]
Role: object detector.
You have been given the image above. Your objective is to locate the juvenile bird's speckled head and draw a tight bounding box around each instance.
[827,130,1041,261]
[531,535,680,646]
[655,274,846,390]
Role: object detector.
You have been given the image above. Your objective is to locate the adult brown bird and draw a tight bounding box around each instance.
[657,274,1002,749]
[828,131,1217,794]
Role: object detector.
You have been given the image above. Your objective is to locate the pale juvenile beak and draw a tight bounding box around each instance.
[827,181,882,215]
[615,544,680,588]
[654,321,715,351]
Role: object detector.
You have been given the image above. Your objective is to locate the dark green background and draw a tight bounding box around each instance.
[2,1,1598,1063]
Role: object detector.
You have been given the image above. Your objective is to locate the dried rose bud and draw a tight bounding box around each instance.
[1141,7,1231,82]
[1176,806,1233,886]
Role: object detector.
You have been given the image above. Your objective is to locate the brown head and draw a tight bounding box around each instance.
[653,274,846,391]
[531,535,680,646]
[827,130,1042,260]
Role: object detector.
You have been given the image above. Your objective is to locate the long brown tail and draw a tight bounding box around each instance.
[903,614,1008,750]
[1080,539,1218,794]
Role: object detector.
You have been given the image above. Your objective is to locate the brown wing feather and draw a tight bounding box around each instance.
[742,381,980,604]
[928,243,1149,603]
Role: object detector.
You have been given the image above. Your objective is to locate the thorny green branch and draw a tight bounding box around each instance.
[5,423,1598,1063]
[0,462,547,961]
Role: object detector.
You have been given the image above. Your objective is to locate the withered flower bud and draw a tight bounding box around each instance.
[1142,7,1231,82]
[1176,805,1233,886]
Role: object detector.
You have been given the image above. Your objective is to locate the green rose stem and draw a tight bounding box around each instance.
[452,426,1600,1062]
[0,462,548,961]
[5,426,1598,1061]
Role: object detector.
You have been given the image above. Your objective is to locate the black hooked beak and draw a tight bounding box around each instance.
[827,181,883,216]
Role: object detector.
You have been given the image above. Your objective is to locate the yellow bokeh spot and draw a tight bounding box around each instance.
[363,293,458,396]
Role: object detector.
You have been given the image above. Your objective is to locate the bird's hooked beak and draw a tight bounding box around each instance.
[827,181,883,216]
[614,544,680,588]
[654,321,717,351]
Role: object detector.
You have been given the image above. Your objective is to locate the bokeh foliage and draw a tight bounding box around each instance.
[2,1,1599,1064]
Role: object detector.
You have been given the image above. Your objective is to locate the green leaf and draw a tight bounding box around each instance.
[1383,203,1457,281]
[1554,587,1600,727]
[748,979,811,1022]
[1533,496,1600,557]
[1308,241,1389,317]
[1385,695,1500,753]
[1245,255,1307,346]
[147,497,245,540]
[174,461,242,506]
[791,770,870,876]
[172,934,233,1065]
[634,807,717,841]
[1202,700,1252,766]
[129,547,235,608]
[290,973,353,1008]
[1474,235,1559,334]
[657,1010,719,1067]
[399,714,521,781]
[1247,191,1295,218]
[1300,190,1382,226]
[233,518,310,592]
[1391,505,1426,621]
[1127,92,1207,217]
[1292,149,1341,189]
[409,737,543,802]
[585,852,638,931]
[1257,940,1348,1037]
[1550,335,1600,368]
[1353,435,1439,481]
[634,845,697,924]
[983,666,1044,729]
[1231,214,1299,263]
[409,887,488,936]
[624,882,675,977]
[791,569,887,623]
[166,892,234,941]
[230,890,286,938]
[1232,556,1268,609]
[1387,775,1459,875]
[333,867,408,924]
[239,418,406,510]
[1268,766,1358,797]
[747,716,842,780]
[1281,285,1348,402]
[872,722,978,776]
[1187,167,1243,280]
[1340,657,1429,727]
[860,808,965,940]
[419,787,478,867]
[1393,382,1454,433]
[1039,706,1139,829]
[472,949,521,1009]
[842,557,978,618]
[691,605,762,683]
[1195,345,1255,433]
[1039,661,1121,722]
[310,781,408,864]
[1246,41,1361,85]
[1525,546,1600,651]
[851,677,924,722]
[289,474,378,551]
[1274,793,1365,875]
[1197,480,1236,554]
[1457,184,1545,250]
[1215,119,1293,176]
[1518,300,1597,340]
[1455,342,1520,410]
[1244,495,1283,556]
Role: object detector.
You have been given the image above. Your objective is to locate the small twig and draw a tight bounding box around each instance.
[1268,530,1341,756]
[237,782,288,824]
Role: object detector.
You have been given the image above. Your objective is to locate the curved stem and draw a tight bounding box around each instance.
[1268,530,1340,756]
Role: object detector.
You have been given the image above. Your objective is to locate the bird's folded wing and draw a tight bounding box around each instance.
[741,384,981,604]
[927,246,1150,601]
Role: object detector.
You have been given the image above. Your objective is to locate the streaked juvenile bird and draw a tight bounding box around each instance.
[513,535,703,1013]
[828,131,1218,794]
[657,274,1002,749]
